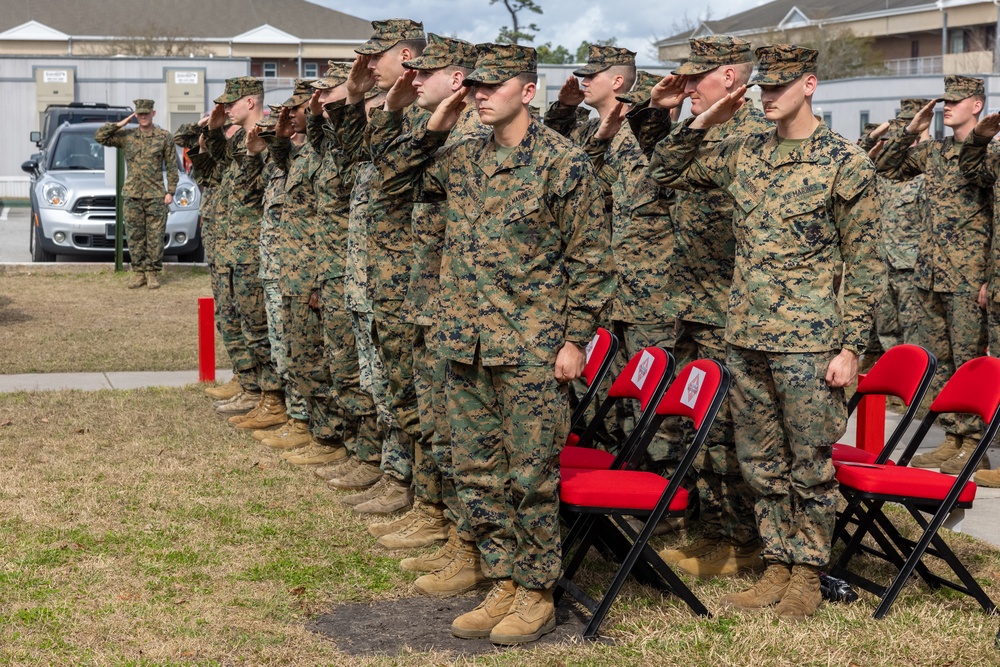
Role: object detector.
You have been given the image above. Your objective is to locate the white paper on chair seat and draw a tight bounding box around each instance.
[585,334,598,364]
[681,367,707,409]
[632,350,654,389]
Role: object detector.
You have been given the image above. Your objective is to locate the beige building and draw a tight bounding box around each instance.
[0,0,373,80]
[657,0,999,76]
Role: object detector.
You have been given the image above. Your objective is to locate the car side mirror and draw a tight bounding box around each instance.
[30,131,41,145]
[21,160,38,174]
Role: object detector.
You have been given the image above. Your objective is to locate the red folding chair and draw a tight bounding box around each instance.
[560,347,673,471]
[569,327,620,430]
[556,359,731,638]
[831,356,1000,618]
[832,344,937,466]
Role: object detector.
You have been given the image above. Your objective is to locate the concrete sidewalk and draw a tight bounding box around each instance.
[0,369,998,552]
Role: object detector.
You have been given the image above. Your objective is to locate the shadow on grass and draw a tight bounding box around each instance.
[0,295,32,325]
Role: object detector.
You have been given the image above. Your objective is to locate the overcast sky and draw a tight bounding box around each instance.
[311,1,767,65]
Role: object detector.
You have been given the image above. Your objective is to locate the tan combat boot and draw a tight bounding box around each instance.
[262,418,311,450]
[251,424,284,441]
[228,394,266,425]
[145,272,160,289]
[235,391,288,430]
[911,434,962,468]
[489,586,556,645]
[401,525,460,572]
[215,390,261,418]
[315,455,359,481]
[283,441,348,466]
[378,503,449,549]
[659,536,721,566]
[127,271,146,289]
[369,505,422,538]
[974,467,1000,488]
[340,474,389,507]
[415,536,489,597]
[677,541,765,578]
[328,460,383,491]
[775,564,823,621]
[353,476,413,515]
[940,437,990,475]
[719,562,792,610]
[205,377,241,400]
[450,579,516,639]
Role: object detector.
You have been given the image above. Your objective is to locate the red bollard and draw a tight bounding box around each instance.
[198,296,216,383]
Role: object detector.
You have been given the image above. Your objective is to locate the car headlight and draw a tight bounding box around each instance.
[174,185,197,208]
[42,182,68,207]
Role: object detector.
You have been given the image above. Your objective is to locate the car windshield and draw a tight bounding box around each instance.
[50,131,104,170]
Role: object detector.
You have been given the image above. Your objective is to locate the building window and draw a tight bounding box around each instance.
[304,62,318,78]
[911,40,919,58]
[822,112,832,127]
[934,109,944,140]
[859,111,869,136]
[263,62,277,78]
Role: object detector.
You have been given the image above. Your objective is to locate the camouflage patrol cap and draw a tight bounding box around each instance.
[256,105,283,129]
[673,35,753,76]
[463,43,537,86]
[859,122,879,141]
[355,18,425,55]
[749,44,818,86]
[616,70,661,105]
[898,97,934,120]
[939,75,984,102]
[311,61,350,90]
[282,79,317,108]
[214,76,264,104]
[173,122,200,148]
[404,33,478,71]
[573,45,636,77]
[134,99,155,114]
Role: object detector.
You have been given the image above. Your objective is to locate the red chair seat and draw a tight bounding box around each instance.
[836,463,977,504]
[566,432,581,447]
[560,445,616,470]
[560,468,689,512]
[832,442,895,465]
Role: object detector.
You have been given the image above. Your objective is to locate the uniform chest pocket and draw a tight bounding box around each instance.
[501,198,547,259]
[781,191,832,245]
[727,177,762,214]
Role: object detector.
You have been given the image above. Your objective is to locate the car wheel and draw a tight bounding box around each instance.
[30,215,56,262]
[177,242,205,263]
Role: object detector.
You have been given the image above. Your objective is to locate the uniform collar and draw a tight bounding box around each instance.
[762,122,831,167]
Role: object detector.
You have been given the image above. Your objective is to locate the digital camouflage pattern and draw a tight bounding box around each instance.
[380,118,616,366]
[672,35,752,76]
[263,279,307,420]
[728,348,844,566]
[120,197,168,273]
[133,99,154,114]
[940,74,984,101]
[572,44,636,76]
[351,309,398,464]
[748,44,818,87]
[284,296,343,443]
[544,103,599,148]
[447,357,568,589]
[282,78,316,109]
[616,69,661,106]
[214,76,263,104]
[272,138,322,297]
[403,33,478,71]
[882,176,923,271]
[95,122,179,200]
[464,42,537,85]
[878,129,991,294]
[651,122,883,353]
[355,18,425,55]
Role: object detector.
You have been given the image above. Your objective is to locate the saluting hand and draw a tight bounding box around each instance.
[208,103,227,130]
[650,74,689,111]
[974,113,1000,140]
[245,125,266,155]
[594,101,626,141]
[118,113,136,128]
[427,88,466,133]
[346,55,376,104]
[558,75,585,107]
[906,99,937,135]
[385,70,419,113]
[275,108,294,139]
[308,89,324,117]
[689,85,745,130]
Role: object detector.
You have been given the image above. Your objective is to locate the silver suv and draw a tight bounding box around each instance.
[21,121,203,262]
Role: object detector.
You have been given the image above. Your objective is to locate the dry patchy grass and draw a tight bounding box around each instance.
[0,387,999,666]
[0,269,228,374]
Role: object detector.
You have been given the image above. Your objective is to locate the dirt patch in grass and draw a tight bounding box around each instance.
[0,269,228,374]
[1,386,1000,666]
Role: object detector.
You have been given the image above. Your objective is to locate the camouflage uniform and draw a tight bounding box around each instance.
[878,76,991,441]
[354,18,429,482]
[650,46,883,567]
[379,44,616,589]
[308,65,382,458]
[878,176,923,349]
[272,79,342,444]
[206,77,278,395]
[959,128,1000,358]
[95,99,178,274]
[639,35,770,546]
[258,110,307,420]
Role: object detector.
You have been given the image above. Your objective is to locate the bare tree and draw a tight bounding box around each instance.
[490,0,543,45]
[649,5,714,63]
